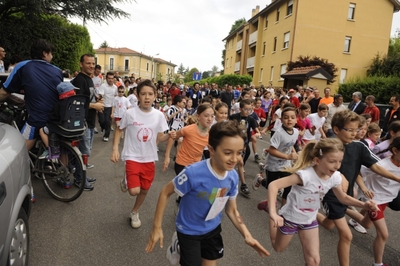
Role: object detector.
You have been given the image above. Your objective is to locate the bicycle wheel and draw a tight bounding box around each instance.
[41,141,86,202]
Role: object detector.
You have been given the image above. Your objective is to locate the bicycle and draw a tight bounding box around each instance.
[0,100,87,202]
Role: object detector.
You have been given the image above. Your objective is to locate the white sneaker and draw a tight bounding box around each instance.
[120,177,127,193]
[166,232,180,265]
[130,212,141,228]
[252,174,264,191]
[348,218,367,234]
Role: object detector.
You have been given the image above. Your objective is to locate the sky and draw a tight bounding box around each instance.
[75,0,400,73]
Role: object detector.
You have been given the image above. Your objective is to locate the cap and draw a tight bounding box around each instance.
[56,82,76,99]
[289,89,296,93]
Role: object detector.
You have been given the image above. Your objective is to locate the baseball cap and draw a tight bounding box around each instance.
[289,89,296,93]
[57,82,77,99]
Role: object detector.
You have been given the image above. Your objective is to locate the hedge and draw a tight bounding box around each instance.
[338,76,400,104]
[187,74,253,88]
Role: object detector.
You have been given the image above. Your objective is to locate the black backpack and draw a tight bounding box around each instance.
[47,94,89,138]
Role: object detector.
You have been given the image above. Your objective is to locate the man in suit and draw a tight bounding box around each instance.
[382,95,400,136]
[348,91,366,115]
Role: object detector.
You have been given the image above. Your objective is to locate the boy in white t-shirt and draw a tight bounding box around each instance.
[303,103,328,141]
[111,79,175,229]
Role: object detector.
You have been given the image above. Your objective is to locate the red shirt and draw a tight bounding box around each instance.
[289,96,300,108]
[253,107,266,120]
[362,106,380,123]
[169,87,181,101]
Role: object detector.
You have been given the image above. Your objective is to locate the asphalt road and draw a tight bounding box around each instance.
[29,131,400,266]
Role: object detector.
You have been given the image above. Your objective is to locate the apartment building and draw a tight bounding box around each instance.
[223,0,400,90]
[94,47,176,81]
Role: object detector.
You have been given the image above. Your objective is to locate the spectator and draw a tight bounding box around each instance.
[288,89,300,108]
[382,95,400,136]
[220,84,234,114]
[362,95,380,124]
[98,72,117,142]
[7,55,22,73]
[348,91,366,115]
[309,88,321,113]
[319,87,334,106]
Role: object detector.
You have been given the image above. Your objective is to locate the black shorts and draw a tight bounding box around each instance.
[174,162,185,176]
[322,200,347,220]
[265,170,292,199]
[177,224,223,266]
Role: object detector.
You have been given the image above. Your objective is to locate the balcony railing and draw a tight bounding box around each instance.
[246,56,255,69]
[236,40,242,51]
[249,30,258,46]
[234,61,240,72]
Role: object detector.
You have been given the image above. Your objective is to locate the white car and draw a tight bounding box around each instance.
[0,122,32,266]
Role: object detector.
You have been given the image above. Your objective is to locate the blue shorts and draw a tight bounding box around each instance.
[21,122,39,140]
[279,218,318,235]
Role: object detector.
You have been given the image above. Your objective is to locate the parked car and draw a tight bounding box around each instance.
[0,122,32,266]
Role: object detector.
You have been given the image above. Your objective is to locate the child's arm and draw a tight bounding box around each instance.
[318,126,326,139]
[110,127,123,163]
[162,130,182,172]
[332,180,378,211]
[146,182,175,253]
[268,174,302,227]
[355,174,374,199]
[268,146,298,160]
[370,163,400,183]
[111,105,115,119]
[225,199,270,257]
[157,130,176,144]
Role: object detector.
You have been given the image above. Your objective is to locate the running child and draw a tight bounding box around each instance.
[265,138,378,266]
[146,120,270,266]
[253,106,299,206]
[316,109,400,266]
[111,85,130,128]
[296,103,315,148]
[346,136,400,266]
[362,123,381,149]
[302,103,328,142]
[110,79,175,229]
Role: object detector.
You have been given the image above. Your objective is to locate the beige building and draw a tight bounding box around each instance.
[94,47,176,81]
[223,0,400,91]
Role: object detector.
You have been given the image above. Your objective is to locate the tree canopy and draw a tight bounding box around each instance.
[287,55,338,84]
[229,18,246,34]
[367,38,400,77]
[0,0,132,24]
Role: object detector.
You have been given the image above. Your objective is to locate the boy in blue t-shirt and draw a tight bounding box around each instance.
[146,120,270,266]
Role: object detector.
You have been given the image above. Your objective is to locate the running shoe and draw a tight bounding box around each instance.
[240,184,251,198]
[120,177,128,193]
[130,212,141,228]
[257,200,269,213]
[254,154,261,162]
[252,174,264,191]
[166,231,180,265]
[348,219,367,234]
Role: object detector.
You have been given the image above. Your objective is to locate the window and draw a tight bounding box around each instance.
[348,3,355,20]
[280,64,286,80]
[273,37,277,52]
[270,66,274,81]
[226,58,229,68]
[124,59,129,72]
[109,58,114,70]
[276,8,280,22]
[283,32,290,49]
[262,42,266,55]
[287,0,293,16]
[146,62,149,71]
[344,36,352,53]
[340,69,347,84]
[265,18,269,28]
[230,57,233,67]
[259,68,264,82]
[95,57,98,65]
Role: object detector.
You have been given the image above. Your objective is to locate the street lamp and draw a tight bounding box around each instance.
[151,53,159,80]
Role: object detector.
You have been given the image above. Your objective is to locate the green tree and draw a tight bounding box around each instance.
[202,71,210,79]
[211,65,219,77]
[177,63,185,75]
[287,55,337,84]
[184,68,200,83]
[0,0,132,23]
[367,37,400,77]
[0,14,94,71]
[99,41,110,48]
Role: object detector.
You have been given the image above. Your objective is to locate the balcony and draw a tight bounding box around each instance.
[236,40,242,51]
[249,30,258,46]
[234,61,240,72]
[246,56,255,69]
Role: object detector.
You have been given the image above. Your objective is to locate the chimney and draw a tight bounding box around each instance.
[251,8,256,17]
[255,5,260,14]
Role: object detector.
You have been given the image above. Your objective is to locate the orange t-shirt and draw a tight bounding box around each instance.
[319,96,333,106]
[175,124,209,166]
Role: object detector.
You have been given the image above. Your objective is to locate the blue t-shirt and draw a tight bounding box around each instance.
[4,60,63,128]
[173,159,238,235]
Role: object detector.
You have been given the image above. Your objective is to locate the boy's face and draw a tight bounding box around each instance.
[333,121,359,144]
[240,104,252,117]
[318,109,328,118]
[209,136,244,174]
[138,86,156,109]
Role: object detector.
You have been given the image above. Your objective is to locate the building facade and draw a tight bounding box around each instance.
[223,0,400,91]
[94,47,176,81]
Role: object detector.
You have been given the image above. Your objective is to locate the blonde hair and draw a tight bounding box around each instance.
[187,116,197,125]
[286,138,344,173]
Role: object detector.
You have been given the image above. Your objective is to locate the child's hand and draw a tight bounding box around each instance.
[110,150,120,163]
[288,152,298,160]
[244,236,270,257]
[168,130,176,139]
[145,228,164,253]
[269,213,284,228]
[362,189,374,199]
[364,200,379,211]
[163,157,170,172]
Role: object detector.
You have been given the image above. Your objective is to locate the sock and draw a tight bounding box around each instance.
[373,263,383,266]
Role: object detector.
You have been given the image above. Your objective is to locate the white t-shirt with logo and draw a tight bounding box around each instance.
[119,107,169,162]
[113,96,130,118]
